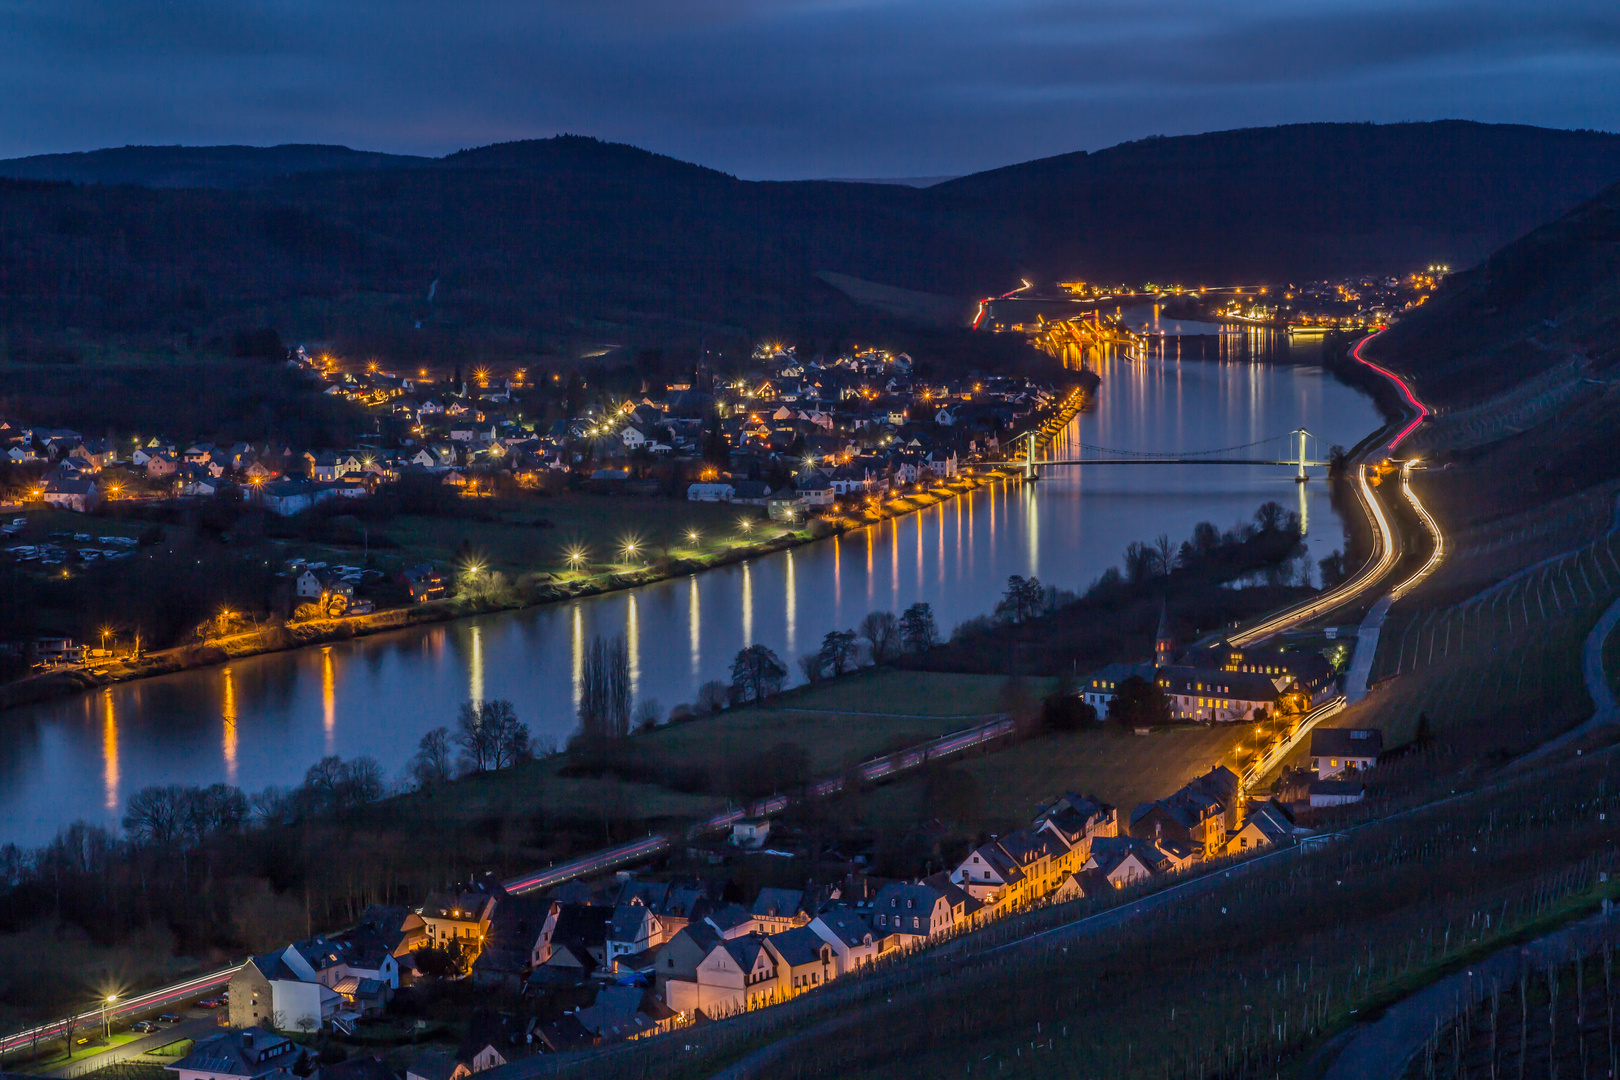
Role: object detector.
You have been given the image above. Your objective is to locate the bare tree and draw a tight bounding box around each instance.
[899,602,938,654]
[1153,533,1175,577]
[1122,541,1157,585]
[798,653,824,684]
[457,699,530,771]
[819,630,859,676]
[730,644,788,702]
[122,785,188,847]
[579,634,631,738]
[633,698,662,733]
[859,610,899,663]
[695,680,729,714]
[409,726,455,789]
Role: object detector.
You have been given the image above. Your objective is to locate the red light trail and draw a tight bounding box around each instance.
[1350,330,1428,450]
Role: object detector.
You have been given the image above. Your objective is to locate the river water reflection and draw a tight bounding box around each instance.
[1,334,1381,846]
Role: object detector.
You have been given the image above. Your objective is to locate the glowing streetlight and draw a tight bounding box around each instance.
[687,530,700,544]
[621,538,641,561]
[738,518,754,534]
[103,994,118,1038]
[566,547,586,569]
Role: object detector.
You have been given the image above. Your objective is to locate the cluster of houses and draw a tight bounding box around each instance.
[206,766,1317,1080]
[1,340,1059,524]
[1082,607,1338,726]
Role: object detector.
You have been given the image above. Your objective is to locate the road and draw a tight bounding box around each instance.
[40,1016,220,1079]
[1229,461,1399,647]
[1232,331,1438,655]
[1344,461,1446,702]
[1322,912,1618,1080]
[0,967,236,1064]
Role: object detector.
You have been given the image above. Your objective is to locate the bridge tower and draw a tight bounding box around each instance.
[1024,431,1039,482]
[1295,428,1309,484]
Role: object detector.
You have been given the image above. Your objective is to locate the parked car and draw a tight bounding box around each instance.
[157,1013,181,1024]
[197,998,223,1009]
[130,1021,156,1033]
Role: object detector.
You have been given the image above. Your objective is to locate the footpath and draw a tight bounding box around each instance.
[1321,910,1618,1080]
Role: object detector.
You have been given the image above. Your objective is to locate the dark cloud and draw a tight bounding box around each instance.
[1,0,1617,178]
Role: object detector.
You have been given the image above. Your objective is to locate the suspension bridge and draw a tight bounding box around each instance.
[1008,428,1336,481]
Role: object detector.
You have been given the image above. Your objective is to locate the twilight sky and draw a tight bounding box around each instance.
[4,0,1619,180]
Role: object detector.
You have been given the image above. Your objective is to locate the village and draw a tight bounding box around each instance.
[0,343,1077,671]
[170,717,1378,1080]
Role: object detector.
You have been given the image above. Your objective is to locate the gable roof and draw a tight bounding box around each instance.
[750,888,805,919]
[406,1051,458,1080]
[767,925,830,967]
[168,1028,299,1080]
[810,910,873,948]
[720,934,771,972]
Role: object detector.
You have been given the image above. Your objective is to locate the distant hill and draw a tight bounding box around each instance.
[0,144,431,188]
[1369,176,1620,493]
[1370,176,1620,404]
[927,121,1620,285]
[3,123,1620,373]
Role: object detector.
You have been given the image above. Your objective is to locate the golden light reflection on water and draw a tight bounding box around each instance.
[688,576,701,679]
[784,550,796,656]
[222,666,237,785]
[101,689,118,811]
[690,579,703,680]
[571,605,584,712]
[469,625,484,703]
[321,647,335,753]
[832,533,842,609]
[889,518,899,604]
[626,593,640,699]
[864,526,874,606]
[1025,482,1040,574]
[741,561,753,645]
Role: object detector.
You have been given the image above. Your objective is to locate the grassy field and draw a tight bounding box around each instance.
[11,1031,143,1073]
[639,671,1048,775]
[857,721,1247,831]
[333,670,1046,863]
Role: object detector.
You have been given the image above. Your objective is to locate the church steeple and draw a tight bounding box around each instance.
[1154,603,1175,668]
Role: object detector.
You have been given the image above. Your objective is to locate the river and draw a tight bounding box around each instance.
[0,328,1382,847]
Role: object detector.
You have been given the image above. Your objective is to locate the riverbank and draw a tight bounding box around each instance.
[0,468,1025,715]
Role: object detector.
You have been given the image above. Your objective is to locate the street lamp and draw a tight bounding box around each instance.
[686,530,700,545]
[102,994,117,1039]
[621,539,641,562]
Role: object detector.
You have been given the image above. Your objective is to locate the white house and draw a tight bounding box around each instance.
[730,819,770,848]
[687,482,736,502]
[663,935,780,1017]
[808,911,879,975]
[41,477,101,513]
